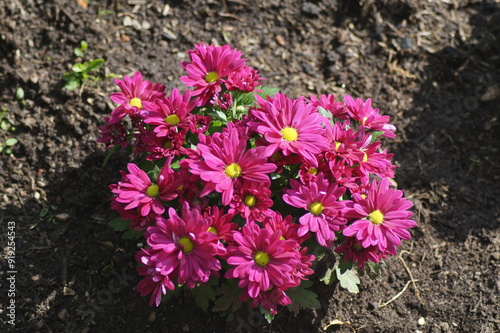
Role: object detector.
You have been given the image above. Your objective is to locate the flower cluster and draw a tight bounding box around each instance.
[101,43,416,317]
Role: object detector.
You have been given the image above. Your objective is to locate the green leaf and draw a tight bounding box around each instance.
[213,282,243,312]
[15,87,24,100]
[370,131,385,143]
[335,265,360,294]
[207,109,227,122]
[1,119,11,131]
[191,284,216,312]
[64,77,81,90]
[122,229,144,240]
[107,218,130,231]
[72,62,88,73]
[319,265,336,285]
[286,280,320,314]
[87,58,105,72]
[74,48,83,58]
[5,138,18,146]
[80,40,88,51]
[260,306,275,323]
[318,106,333,121]
[256,86,279,99]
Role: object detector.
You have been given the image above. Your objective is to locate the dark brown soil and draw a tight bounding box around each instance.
[1,0,499,332]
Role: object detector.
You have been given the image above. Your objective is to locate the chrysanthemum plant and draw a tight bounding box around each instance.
[100,43,416,321]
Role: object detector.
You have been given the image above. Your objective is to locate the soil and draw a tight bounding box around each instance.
[1,0,499,332]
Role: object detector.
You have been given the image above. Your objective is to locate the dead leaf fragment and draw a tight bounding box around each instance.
[76,0,88,9]
[275,34,286,46]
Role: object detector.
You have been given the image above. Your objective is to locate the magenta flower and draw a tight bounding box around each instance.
[226,65,264,93]
[109,71,166,123]
[225,223,301,298]
[187,125,276,205]
[110,199,157,231]
[97,116,128,148]
[181,43,246,106]
[308,93,348,120]
[203,205,238,242]
[343,95,396,138]
[343,178,416,254]
[241,287,292,315]
[141,88,198,137]
[229,181,275,222]
[145,203,227,289]
[135,248,176,306]
[248,93,329,167]
[334,237,387,270]
[111,157,181,216]
[355,132,395,182]
[282,173,349,247]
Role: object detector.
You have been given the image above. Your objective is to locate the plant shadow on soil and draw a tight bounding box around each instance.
[395,1,500,244]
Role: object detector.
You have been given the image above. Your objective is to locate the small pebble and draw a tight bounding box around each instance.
[182,324,190,332]
[55,213,70,222]
[399,36,413,50]
[418,317,426,326]
[58,308,68,321]
[148,311,156,322]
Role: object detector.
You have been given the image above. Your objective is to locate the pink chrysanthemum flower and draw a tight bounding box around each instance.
[142,88,198,137]
[135,127,188,161]
[355,132,395,181]
[225,223,301,298]
[343,178,416,254]
[308,93,348,120]
[261,212,310,245]
[110,200,157,231]
[241,287,292,316]
[248,93,329,167]
[181,43,246,106]
[226,65,264,93]
[203,206,238,242]
[146,203,227,289]
[334,237,388,270]
[111,157,181,216]
[135,248,176,306]
[298,157,331,183]
[343,95,396,138]
[109,71,166,124]
[324,121,364,167]
[229,181,275,222]
[97,116,128,148]
[282,173,349,247]
[187,125,276,205]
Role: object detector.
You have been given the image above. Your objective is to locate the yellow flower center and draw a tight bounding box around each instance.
[205,71,219,83]
[129,97,142,109]
[368,209,384,225]
[244,195,257,207]
[281,126,298,141]
[179,237,194,253]
[207,226,218,234]
[225,163,241,179]
[353,243,363,250]
[308,168,318,175]
[254,251,270,266]
[362,151,368,163]
[164,140,172,149]
[309,201,324,216]
[334,141,341,150]
[146,184,159,197]
[165,114,180,125]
